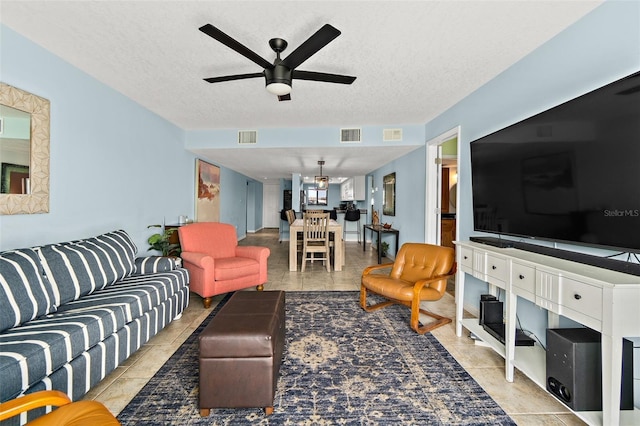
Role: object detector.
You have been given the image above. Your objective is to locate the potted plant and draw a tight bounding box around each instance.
[380,241,390,257]
[374,240,390,257]
[147,224,180,257]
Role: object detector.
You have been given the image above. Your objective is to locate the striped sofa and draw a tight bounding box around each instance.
[0,230,190,425]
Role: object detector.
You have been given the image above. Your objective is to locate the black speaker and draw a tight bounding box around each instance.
[546,328,634,411]
[479,295,501,326]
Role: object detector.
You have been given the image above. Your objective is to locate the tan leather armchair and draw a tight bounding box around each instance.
[360,243,456,334]
[0,390,120,425]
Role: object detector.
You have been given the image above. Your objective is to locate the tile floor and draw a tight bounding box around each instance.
[84,229,585,425]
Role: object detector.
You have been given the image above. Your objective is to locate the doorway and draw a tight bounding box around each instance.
[425,126,460,246]
[262,183,280,228]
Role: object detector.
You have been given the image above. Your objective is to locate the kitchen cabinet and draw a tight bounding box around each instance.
[341,176,366,201]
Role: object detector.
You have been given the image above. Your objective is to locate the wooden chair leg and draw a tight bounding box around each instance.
[202,297,212,309]
[360,285,395,312]
[200,408,210,417]
[265,406,274,416]
[411,305,452,334]
[256,284,264,291]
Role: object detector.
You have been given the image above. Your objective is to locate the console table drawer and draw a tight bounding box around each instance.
[459,246,473,272]
[486,254,507,283]
[511,262,535,301]
[560,277,602,320]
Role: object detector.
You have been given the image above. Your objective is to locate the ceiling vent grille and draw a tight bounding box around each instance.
[340,128,361,143]
[238,130,257,144]
[383,128,403,142]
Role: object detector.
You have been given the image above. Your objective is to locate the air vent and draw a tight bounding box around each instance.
[340,128,361,143]
[238,130,257,144]
[383,128,402,142]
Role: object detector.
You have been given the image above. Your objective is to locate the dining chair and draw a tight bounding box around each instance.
[286,209,303,254]
[279,209,289,243]
[301,211,331,272]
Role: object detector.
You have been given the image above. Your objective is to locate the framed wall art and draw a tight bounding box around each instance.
[195,159,220,222]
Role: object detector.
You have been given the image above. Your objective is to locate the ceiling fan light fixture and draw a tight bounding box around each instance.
[266,82,292,96]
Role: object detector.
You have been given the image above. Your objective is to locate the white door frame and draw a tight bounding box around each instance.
[425,126,461,244]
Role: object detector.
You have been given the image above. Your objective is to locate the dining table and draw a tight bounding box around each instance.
[289,218,344,271]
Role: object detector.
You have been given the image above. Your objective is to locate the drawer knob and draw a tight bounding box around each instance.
[519,274,525,280]
[492,265,497,270]
[464,256,468,260]
[574,294,582,300]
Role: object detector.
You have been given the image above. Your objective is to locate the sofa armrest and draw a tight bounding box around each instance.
[235,246,270,263]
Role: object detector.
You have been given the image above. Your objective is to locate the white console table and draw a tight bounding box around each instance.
[454,241,640,426]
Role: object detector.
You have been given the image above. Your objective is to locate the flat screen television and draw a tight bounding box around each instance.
[470,70,640,254]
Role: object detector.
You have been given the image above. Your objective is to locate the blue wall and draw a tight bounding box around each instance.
[368,146,427,255]
[187,125,425,150]
[0,25,262,251]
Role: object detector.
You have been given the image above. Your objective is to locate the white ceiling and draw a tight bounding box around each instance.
[0,1,602,182]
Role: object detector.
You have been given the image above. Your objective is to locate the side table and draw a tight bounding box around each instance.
[363,224,399,264]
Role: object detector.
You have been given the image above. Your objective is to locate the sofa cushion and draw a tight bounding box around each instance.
[38,230,137,305]
[132,256,180,275]
[0,248,56,333]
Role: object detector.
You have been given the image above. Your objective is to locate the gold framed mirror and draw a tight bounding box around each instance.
[0,83,50,214]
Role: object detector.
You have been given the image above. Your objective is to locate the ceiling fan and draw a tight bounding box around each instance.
[199,23,356,101]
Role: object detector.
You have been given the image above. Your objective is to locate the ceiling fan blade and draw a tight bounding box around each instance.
[281,24,341,69]
[278,94,291,101]
[293,70,356,84]
[199,24,273,69]
[204,72,264,83]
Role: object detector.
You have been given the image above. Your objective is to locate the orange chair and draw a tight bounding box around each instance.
[178,222,270,308]
[360,243,456,334]
[0,390,120,425]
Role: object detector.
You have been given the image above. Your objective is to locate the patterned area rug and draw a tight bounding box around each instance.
[117,291,515,425]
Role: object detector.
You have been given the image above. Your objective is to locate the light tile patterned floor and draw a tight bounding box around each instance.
[84,229,584,425]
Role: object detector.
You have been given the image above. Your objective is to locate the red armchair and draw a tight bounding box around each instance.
[178,222,270,308]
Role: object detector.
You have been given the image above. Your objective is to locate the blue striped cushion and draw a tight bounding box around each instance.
[133,256,180,275]
[0,248,56,333]
[38,230,137,305]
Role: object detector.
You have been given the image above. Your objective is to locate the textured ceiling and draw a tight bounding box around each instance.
[0,1,603,181]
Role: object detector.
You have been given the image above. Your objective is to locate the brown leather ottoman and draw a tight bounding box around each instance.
[198,290,285,416]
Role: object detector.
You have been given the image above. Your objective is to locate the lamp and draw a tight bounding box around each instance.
[315,160,328,189]
[266,82,291,96]
[265,64,292,96]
